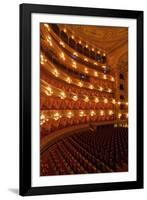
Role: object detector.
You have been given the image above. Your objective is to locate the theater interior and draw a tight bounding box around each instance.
[40,23,128,176]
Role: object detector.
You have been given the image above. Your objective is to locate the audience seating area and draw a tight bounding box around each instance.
[41,125,128,176]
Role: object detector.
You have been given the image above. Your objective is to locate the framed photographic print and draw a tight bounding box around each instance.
[19,3,144,196]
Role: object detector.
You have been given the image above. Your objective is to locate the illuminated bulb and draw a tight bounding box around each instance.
[60,91,66,99]
[84,67,89,74]
[78,81,83,87]
[53,69,59,77]
[66,77,72,84]
[99,87,103,91]
[108,88,112,93]
[85,44,88,48]
[95,97,99,103]
[84,58,88,62]
[73,52,78,56]
[60,41,65,47]
[109,110,113,115]
[97,51,100,54]
[53,112,61,121]
[103,53,106,56]
[71,35,74,39]
[111,77,115,82]
[63,28,66,32]
[118,101,121,105]
[103,75,107,79]
[60,52,65,60]
[94,71,98,77]
[72,95,78,101]
[102,65,106,69]
[72,61,77,68]
[92,48,94,51]
[100,110,104,116]
[79,40,81,44]
[47,87,53,96]
[89,84,94,89]
[90,110,96,116]
[104,98,108,103]
[94,62,98,66]
[126,102,128,106]
[41,114,45,120]
[118,113,122,118]
[112,99,116,104]
[44,24,49,28]
[67,111,73,118]
[84,96,89,102]
[126,113,128,118]
[79,111,84,117]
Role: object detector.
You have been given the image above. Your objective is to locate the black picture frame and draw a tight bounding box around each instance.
[19,3,144,196]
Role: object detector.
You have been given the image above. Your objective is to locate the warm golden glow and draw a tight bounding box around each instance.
[53,69,59,77]
[89,84,94,89]
[84,96,89,102]
[67,111,73,118]
[94,62,98,66]
[112,99,116,104]
[92,48,95,51]
[73,52,78,56]
[90,110,96,116]
[60,91,66,99]
[95,97,99,103]
[94,71,98,77]
[47,87,53,96]
[84,58,88,62]
[79,111,85,117]
[71,35,74,39]
[41,114,45,120]
[100,110,104,116]
[66,77,72,84]
[72,95,78,101]
[104,98,108,103]
[53,112,61,121]
[78,81,83,87]
[60,52,65,60]
[84,67,89,74]
[60,41,65,47]
[103,74,107,79]
[118,113,122,118]
[63,28,66,32]
[99,87,103,91]
[109,110,113,115]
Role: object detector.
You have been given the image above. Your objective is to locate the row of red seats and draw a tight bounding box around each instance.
[41,125,128,176]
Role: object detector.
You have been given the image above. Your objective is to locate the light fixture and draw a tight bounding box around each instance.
[84,67,88,74]
[79,111,84,117]
[103,74,107,79]
[67,111,73,118]
[94,71,98,77]
[99,87,103,91]
[112,99,116,104]
[95,97,99,103]
[72,95,78,101]
[73,52,78,56]
[53,69,59,77]
[109,110,113,115]
[84,58,88,62]
[66,77,72,84]
[44,24,49,28]
[104,98,108,103]
[79,40,81,44]
[90,110,96,116]
[71,35,74,39]
[41,114,45,120]
[94,62,98,66]
[118,113,122,118]
[100,110,104,116]
[85,44,88,48]
[47,87,53,96]
[78,81,83,87]
[53,112,61,121]
[108,88,112,93]
[60,41,65,47]
[60,91,66,99]
[118,101,121,105]
[63,28,66,32]
[89,84,94,89]
[60,52,65,60]
[111,77,115,82]
[92,48,94,51]
[84,96,89,102]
